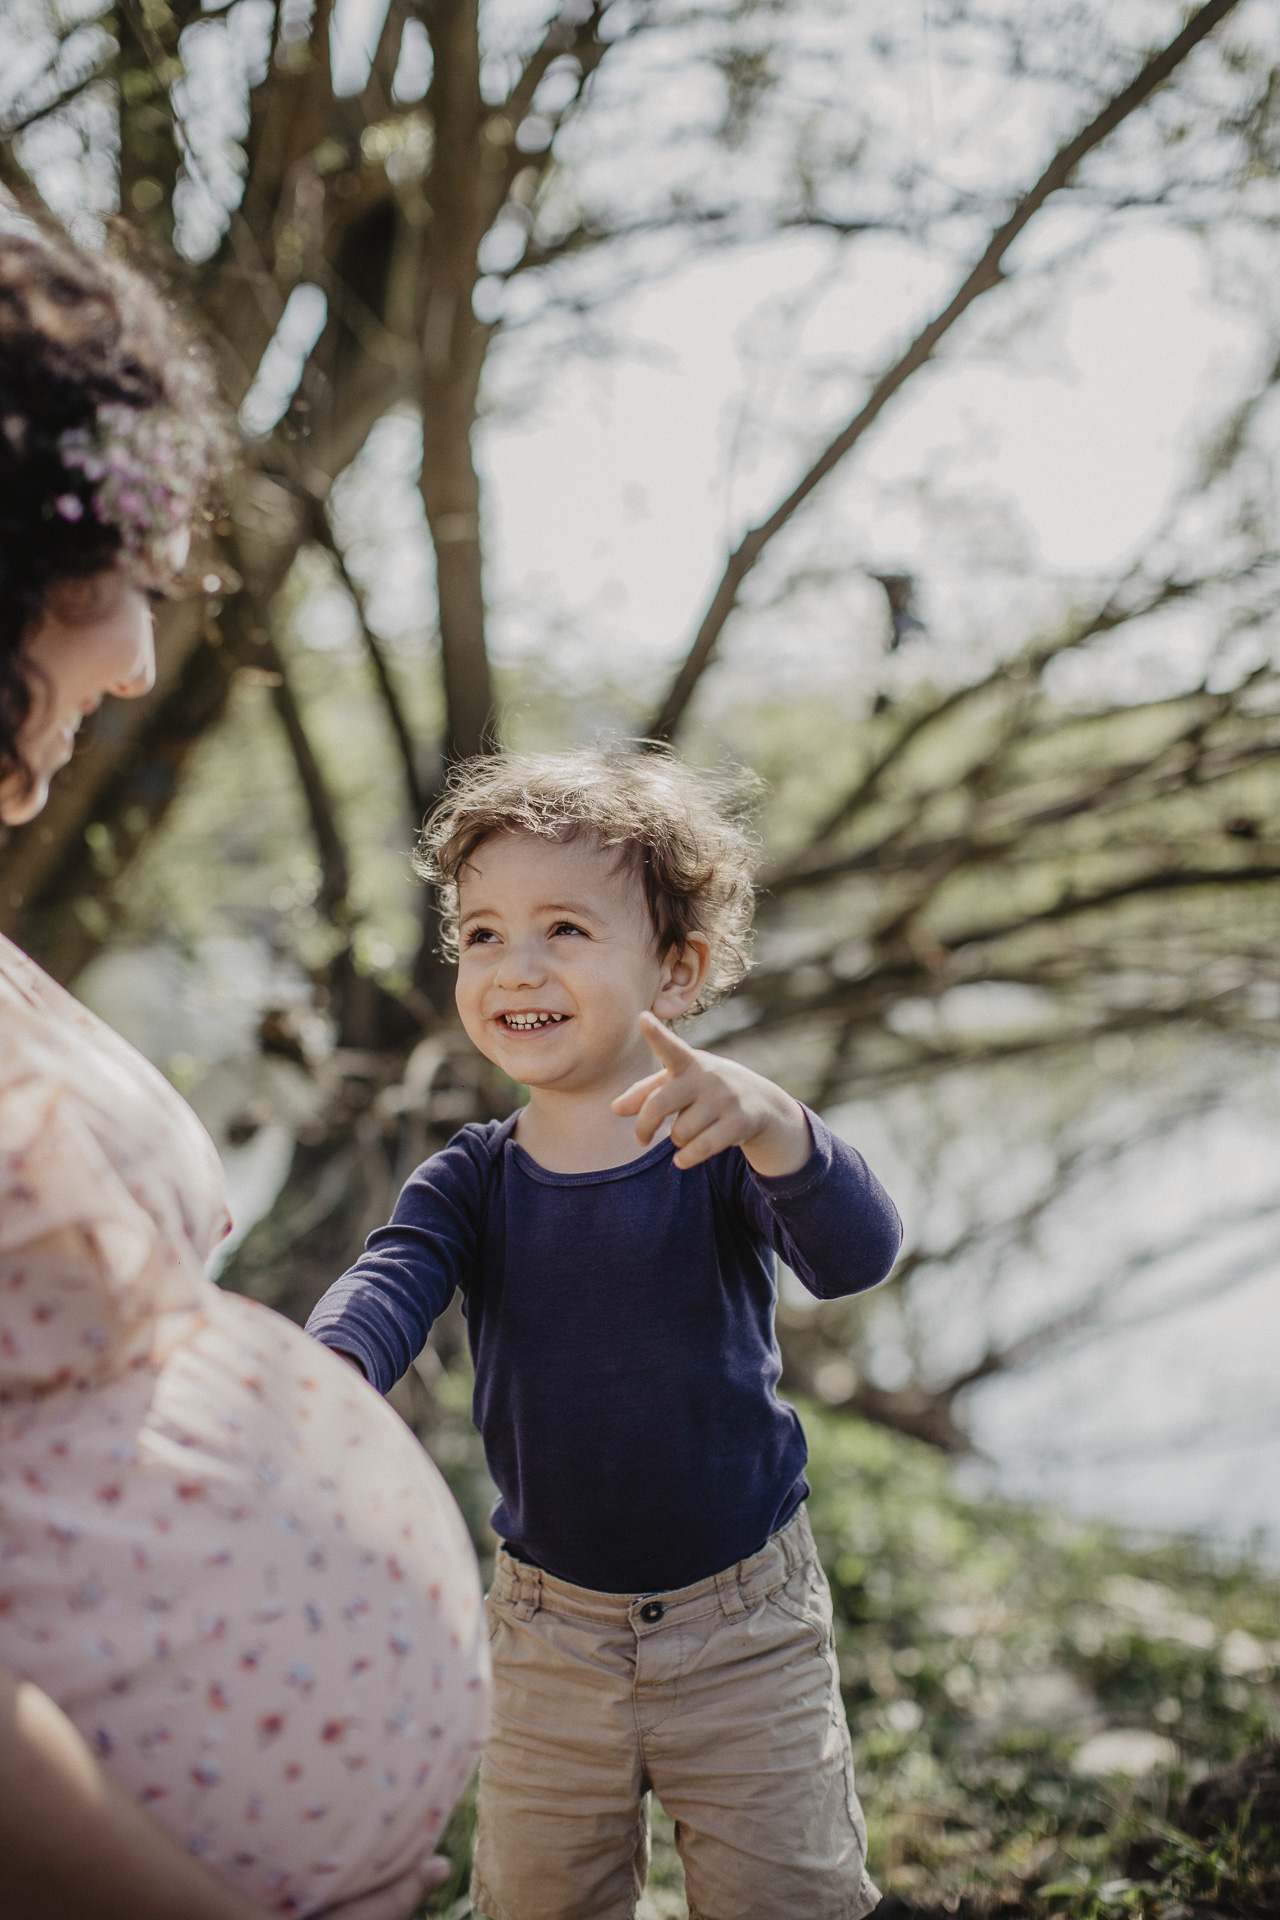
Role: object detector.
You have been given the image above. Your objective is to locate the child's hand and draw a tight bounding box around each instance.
[612,1011,813,1176]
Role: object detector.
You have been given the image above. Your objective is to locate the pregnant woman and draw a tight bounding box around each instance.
[0,230,488,1918]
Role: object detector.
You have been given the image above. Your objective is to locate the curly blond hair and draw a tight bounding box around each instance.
[415,746,760,1013]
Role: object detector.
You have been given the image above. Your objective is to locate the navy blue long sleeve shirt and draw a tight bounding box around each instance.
[305,1108,901,1594]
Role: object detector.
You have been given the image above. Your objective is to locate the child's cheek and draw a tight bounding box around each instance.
[454,972,485,1039]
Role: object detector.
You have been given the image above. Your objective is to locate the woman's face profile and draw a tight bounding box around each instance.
[0,570,156,826]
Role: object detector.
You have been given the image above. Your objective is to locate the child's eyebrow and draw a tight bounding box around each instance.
[538,899,604,921]
[458,898,605,926]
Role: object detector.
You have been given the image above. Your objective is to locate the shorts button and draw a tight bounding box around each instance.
[639,1601,665,1624]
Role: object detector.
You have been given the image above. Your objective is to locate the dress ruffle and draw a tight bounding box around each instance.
[0,936,228,1396]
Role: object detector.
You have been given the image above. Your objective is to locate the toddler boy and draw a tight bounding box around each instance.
[306,748,902,1920]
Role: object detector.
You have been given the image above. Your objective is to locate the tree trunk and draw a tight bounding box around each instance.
[418,0,496,763]
[115,0,193,254]
[421,369,496,763]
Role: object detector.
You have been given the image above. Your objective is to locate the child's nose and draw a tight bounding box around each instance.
[493,941,545,988]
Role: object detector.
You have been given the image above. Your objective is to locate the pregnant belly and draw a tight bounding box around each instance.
[0,1291,489,1916]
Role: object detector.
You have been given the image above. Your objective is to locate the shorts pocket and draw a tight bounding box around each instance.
[484,1589,509,1645]
[764,1557,836,1656]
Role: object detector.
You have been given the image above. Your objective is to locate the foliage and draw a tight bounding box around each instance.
[1135,1812,1280,1917]
[806,1405,1279,1917]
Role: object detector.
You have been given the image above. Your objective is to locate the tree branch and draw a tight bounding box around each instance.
[0,137,63,231]
[646,0,1242,741]
[776,571,1216,884]
[0,59,110,142]
[766,692,1279,900]
[252,621,352,920]
[306,500,428,822]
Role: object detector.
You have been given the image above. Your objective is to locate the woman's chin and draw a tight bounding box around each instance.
[0,772,51,826]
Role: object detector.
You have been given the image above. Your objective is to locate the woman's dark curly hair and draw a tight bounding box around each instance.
[0,226,228,788]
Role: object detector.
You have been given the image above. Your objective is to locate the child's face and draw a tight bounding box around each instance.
[454,831,706,1095]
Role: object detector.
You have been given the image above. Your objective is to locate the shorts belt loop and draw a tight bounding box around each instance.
[512,1565,542,1621]
[715,1563,747,1622]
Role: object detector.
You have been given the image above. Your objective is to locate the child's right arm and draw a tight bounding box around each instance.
[305,1128,490,1393]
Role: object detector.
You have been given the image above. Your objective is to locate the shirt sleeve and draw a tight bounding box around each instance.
[730,1106,902,1300]
[304,1127,490,1393]
[0,1075,201,1394]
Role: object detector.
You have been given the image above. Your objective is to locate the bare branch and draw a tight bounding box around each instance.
[727,1002,1256,1100]
[502,3,609,120]
[306,499,429,821]
[766,694,1280,902]
[769,572,1216,886]
[647,0,1242,741]
[780,1098,1280,1452]
[0,60,110,142]
[259,631,352,920]
[0,148,59,230]
[967,1189,1280,1389]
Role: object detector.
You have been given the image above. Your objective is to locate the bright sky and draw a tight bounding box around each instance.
[476,219,1259,704]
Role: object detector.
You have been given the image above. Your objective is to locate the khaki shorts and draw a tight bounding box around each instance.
[471,1507,879,1920]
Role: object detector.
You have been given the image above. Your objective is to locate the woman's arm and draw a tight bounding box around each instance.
[0,1662,262,1920]
[0,1665,449,1920]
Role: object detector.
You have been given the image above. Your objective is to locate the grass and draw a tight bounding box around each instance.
[413,1393,1280,1918]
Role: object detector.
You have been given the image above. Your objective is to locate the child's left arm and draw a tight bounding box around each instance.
[613,1011,812,1177]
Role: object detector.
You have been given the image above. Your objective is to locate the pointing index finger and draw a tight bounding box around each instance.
[639,1010,694,1066]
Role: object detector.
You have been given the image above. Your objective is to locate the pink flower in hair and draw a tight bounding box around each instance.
[58,402,209,588]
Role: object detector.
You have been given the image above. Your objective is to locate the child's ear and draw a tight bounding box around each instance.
[652,936,711,1019]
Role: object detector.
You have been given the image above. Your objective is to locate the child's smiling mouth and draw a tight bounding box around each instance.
[497,1011,569,1031]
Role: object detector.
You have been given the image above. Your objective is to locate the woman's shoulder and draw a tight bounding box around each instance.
[0,933,188,1105]
[0,931,231,1280]
[0,932,97,1031]
[0,936,105,1107]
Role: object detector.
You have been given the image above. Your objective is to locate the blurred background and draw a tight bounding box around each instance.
[3,1,1280,1913]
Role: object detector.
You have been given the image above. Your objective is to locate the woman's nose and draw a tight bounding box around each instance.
[113,624,157,699]
[114,660,155,698]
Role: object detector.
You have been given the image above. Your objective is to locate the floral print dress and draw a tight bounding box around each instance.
[0,934,489,1915]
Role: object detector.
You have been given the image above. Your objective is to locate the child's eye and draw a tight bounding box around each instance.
[464,925,498,946]
[550,921,587,938]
